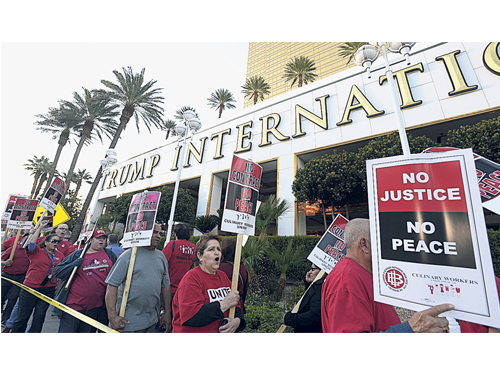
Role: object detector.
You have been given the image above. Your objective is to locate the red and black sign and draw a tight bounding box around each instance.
[376,161,476,269]
[224,155,262,216]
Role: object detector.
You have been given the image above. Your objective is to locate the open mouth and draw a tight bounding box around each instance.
[214,257,220,262]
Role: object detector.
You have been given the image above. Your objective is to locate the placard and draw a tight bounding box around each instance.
[307,214,349,273]
[367,149,500,328]
[39,177,66,213]
[424,146,500,215]
[2,194,27,222]
[221,155,263,235]
[7,198,39,230]
[122,191,161,248]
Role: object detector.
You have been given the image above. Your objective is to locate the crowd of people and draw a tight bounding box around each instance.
[1,218,499,333]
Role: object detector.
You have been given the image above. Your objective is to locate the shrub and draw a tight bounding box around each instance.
[241,294,292,333]
[488,229,500,278]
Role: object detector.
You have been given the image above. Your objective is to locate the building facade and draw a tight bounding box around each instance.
[244,42,354,107]
[96,42,500,235]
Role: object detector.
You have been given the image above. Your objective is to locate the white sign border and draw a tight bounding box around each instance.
[367,149,500,329]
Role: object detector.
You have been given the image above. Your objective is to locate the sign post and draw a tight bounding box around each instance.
[120,191,161,316]
[221,155,263,318]
[367,149,500,328]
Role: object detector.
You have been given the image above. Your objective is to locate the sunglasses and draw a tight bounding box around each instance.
[49,239,62,244]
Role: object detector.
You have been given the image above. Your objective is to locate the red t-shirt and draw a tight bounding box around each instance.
[1,243,30,274]
[459,276,500,333]
[24,245,64,289]
[3,236,20,250]
[162,239,195,293]
[65,250,113,311]
[321,258,401,332]
[37,236,74,257]
[172,266,240,333]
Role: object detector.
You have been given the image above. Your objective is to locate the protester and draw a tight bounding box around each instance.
[11,220,64,333]
[172,233,246,333]
[282,262,325,333]
[37,224,73,257]
[161,223,195,330]
[458,275,500,333]
[105,223,171,333]
[321,218,455,333]
[219,237,249,314]
[2,230,25,252]
[106,233,124,258]
[1,232,30,325]
[54,228,118,333]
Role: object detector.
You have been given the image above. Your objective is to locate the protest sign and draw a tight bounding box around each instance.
[2,194,27,222]
[424,146,500,215]
[7,198,39,230]
[367,148,500,328]
[122,191,161,248]
[221,155,263,236]
[307,214,349,273]
[33,203,70,228]
[39,177,66,213]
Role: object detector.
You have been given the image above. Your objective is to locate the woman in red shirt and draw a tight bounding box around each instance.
[11,220,64,333]
[172,234,246,333]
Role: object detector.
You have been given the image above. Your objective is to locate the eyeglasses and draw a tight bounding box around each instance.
[49,239,62,244]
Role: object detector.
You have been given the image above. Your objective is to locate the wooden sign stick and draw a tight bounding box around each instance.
[8,230,22,261]
[276,269,326,333]
[119,246,138,317]
[229,233,244,319]
[2,229,12,247]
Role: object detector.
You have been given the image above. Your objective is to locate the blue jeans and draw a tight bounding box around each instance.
[11,287,55,333]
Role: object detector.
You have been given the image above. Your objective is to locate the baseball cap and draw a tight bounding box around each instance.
[92,228,108,238]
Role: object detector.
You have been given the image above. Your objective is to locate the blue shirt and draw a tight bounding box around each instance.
[106,243,124,258]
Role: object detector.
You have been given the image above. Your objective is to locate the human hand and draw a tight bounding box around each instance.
[408,303,455,333]
[2,259,13,267]
[160,314,171,333]
[109,315,129,332]
[219,317,240,333]
[219,291,239,312]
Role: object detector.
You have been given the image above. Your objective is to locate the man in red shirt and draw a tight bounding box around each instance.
[54,228,118,332]
[321,218,454,333]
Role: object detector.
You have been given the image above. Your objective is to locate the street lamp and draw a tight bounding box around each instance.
[165,110,202,241]
[354,42,416,156]
[80,149,118,240]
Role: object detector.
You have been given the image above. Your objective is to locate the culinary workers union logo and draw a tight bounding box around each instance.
[383,267,408,292]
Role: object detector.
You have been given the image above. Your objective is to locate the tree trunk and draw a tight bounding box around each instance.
[74,181,82,197]
[64,121,93,197]
[322,201,327,231]
[298,74,303,88]
[34,174,47,199]
[30,173,41,199]
[70,106,133,243]
[42,130,69,197]
[275,273,287,302]
[218,104,223,118]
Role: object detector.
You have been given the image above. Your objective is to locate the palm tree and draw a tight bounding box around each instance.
[241,76,271,105]
[338,42,369,65]
[164,119,176,140]
[255,194,292,236]
[23,155,51,199]
[266,239,308,301]
[35,105,80,196]
[207,88,236,118]
[70,66,165,243]
[33,159,54,199]
[60,87,119,191]
[63,168,93,197]
[282,56,318,88]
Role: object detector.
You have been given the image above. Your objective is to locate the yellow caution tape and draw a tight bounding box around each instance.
[1,276,118,333]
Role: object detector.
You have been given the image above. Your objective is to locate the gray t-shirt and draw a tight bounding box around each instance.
[105,246,170,332]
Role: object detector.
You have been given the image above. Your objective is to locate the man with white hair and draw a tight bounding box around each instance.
[321,218,454,333]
